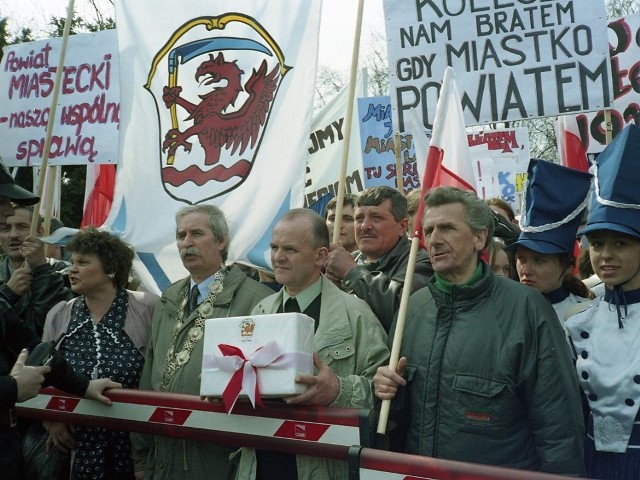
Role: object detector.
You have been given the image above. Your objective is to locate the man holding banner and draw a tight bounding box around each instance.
[326,186,432,331]
[373,187,585,475]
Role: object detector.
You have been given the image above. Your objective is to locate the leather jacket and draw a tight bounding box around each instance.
[343,237,432,332]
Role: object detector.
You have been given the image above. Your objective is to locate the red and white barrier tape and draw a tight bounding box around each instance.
[17,388,364,452]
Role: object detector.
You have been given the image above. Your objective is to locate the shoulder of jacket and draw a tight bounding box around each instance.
[564,300,595,322]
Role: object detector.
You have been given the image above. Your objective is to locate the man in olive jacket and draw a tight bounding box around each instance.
[234,209,389,480]
[131,205,273,480]
[374,187,585,476]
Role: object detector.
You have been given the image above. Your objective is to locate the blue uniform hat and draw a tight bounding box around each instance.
[580,124,640,239]
[508,159,592,254]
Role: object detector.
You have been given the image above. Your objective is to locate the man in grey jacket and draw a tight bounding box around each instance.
[373,186,585,476]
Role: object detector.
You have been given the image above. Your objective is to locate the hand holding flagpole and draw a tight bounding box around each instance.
[377,67,477,434]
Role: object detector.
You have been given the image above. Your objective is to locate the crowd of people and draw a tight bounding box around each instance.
[2,124,640,479]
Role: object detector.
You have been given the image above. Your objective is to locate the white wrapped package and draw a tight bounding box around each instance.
[200,313,315,410]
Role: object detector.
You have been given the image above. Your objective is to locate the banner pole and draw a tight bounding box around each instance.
[331,0,364,244]
[377,235,419,434]
[41,165,60,236]
[30,0,76,235]
[604,109,613,145]
[394,132,403,191]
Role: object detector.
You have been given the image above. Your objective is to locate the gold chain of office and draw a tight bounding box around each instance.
[160,268,227,391]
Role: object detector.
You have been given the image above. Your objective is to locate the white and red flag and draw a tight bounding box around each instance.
[413,67,476,237]
[556,115,590,172]
[82,164,116,228]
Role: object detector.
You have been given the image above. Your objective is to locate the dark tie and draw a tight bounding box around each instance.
[284,297,300,313]
[186,285,199,316]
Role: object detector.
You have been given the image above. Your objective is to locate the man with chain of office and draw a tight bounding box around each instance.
[131,204,272,480]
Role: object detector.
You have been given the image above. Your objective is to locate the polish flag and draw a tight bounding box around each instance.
[413,67,476,237]
[556,114,590,172]
[81,164,116,228]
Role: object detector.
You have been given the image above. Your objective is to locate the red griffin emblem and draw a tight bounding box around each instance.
[145,14,290,204]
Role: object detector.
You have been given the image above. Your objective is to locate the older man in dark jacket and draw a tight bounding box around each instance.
[374,186,585,476]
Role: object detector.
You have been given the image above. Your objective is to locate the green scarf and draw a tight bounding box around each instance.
[433,262,483,294]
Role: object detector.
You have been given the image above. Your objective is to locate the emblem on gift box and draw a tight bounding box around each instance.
[240,318,255,337]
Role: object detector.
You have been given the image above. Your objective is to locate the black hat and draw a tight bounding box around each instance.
[0,162,39,205]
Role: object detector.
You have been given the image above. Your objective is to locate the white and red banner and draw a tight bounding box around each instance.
[0,30,120,166]
[111,0,321,293]
[384,0,611,132]
[560,14,640,155]
[304,69,367,208]
[556,115,590,171]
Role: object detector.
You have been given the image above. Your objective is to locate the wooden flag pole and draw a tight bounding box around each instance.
[376,234,419,434]
[30,0,76,235]
[394,132,403,191]
[42,166,59,236]
[331,0,364,244]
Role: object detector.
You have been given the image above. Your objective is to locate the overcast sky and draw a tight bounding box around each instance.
[0,0,385,73]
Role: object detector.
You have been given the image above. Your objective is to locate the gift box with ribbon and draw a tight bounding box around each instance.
[200,312,315,413]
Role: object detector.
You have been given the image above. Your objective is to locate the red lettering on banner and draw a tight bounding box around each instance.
[148,407,192,425]
[45,396,81,412]
[273,421,330,441]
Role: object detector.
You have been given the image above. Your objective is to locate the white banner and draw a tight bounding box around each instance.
[304,69,367,208]
[384,0,612,132]
[0,30,120,167]
[469,128,531,215]
[111,0,321,293]
[564,14,640,154]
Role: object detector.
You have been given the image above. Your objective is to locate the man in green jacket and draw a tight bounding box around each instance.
[131,204,273,480]
[374,186,585,476]
[234,208,389,480]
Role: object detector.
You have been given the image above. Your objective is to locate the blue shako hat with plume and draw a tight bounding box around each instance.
[580,123,640,239]
[508,158,592,254]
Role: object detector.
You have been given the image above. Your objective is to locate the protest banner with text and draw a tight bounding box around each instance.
[563,13,640,154]
[0,30,119,166]
[384,0,612,132]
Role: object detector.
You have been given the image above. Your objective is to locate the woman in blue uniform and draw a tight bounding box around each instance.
[566,124,640,480]
[508,158,593,324]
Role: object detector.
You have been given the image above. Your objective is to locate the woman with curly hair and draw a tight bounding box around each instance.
[41,228,158,480]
